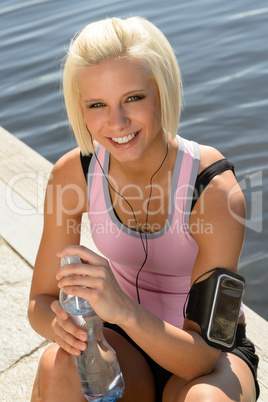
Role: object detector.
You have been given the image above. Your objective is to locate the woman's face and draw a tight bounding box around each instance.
[78,57,164,164]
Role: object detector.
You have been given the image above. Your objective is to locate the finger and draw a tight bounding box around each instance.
[58,271,105,289]
[52,303,88,342]
[51,300,69,320]
[54,320,87,350]
[54,330,86,356]
[56,245,107,266]
[58,283,99,305]
[56,262,108,281]
[53,318,88,343]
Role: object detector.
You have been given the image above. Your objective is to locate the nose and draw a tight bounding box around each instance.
[108,105,130,131]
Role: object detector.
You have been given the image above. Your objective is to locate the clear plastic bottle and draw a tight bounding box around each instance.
[59,255,125,401]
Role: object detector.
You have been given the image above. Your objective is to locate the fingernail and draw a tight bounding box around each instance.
[80,333,88,341]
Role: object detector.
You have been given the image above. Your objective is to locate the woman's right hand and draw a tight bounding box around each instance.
[51,300,88,355]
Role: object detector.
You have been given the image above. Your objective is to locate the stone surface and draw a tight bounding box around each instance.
[244,305,268,401]
[0,127,267,401]
[0,237,48,392]
[0,344,48,402]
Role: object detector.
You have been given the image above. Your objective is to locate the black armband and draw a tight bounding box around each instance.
[183,268,245,352]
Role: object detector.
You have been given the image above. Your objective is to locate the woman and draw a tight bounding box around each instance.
[28,16,259,401]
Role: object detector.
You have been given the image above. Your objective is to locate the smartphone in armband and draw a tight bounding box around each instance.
[184,268,245,352]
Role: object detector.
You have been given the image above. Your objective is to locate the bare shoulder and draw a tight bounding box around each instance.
[198,144,225,173]
[50,147,84,184]
[197,144,244,212]
[190,145,246,276]
[47,147,88,215]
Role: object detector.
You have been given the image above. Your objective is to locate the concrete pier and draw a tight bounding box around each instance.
[0,126,267,401]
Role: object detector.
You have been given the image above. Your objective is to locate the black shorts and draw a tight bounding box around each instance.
[103,322,260,401]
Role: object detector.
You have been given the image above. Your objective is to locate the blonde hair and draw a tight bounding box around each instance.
[63,16,182,155]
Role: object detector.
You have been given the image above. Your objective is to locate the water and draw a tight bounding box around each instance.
[78,360,124,401]
[60,295,125,401]
[74,314,124,401]
[59,254,93,315]
[0,0,267,319]
[58,252,124,402]
[60,292,93,315]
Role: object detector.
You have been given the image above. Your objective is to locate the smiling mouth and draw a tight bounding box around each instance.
[111,131,139,144]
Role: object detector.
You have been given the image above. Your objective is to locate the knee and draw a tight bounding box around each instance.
[39,343,60,372]
[175,383,224,402]
[31,343,80,402]
[38,343,73,380]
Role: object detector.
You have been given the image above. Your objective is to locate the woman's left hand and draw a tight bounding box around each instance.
[56,245,132,325]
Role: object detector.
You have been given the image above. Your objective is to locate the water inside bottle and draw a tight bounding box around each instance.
[59,255,125,400]
[78,364,125,401]
[59,254,93,315]
[60,294,93,315]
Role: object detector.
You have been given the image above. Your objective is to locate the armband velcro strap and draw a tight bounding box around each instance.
[184,268,245,351]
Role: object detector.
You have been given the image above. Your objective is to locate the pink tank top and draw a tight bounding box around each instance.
[87,136,200,328]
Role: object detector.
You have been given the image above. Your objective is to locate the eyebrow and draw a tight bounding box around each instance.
[83,89,148,103]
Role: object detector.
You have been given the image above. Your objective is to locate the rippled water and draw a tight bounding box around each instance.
[1,0,267,319]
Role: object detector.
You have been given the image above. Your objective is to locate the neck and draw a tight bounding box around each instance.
[109,132,170,182]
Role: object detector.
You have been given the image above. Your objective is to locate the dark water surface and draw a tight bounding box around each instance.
[1,0,267,319]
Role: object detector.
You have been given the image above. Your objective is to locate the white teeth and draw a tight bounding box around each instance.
[112,132,138,144]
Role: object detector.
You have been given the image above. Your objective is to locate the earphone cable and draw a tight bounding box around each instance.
[135,139,169,302]
[87,126,168,303]
[88,129,147,256]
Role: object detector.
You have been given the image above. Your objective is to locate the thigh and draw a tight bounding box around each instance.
[163,352,257,402]
[104,323,174,402]
[103,327,156,402]
[32,332,156,402]
[31,343,87,402]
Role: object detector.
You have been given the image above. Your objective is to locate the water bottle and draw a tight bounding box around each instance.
[59,255,125,401]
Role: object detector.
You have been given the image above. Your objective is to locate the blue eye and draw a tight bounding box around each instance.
[89,102,105,108]
[127,95,145,102]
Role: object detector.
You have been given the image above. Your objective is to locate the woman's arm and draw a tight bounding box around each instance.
[56,146,246,381]
[28,147,88,344]
[124,147,246,380]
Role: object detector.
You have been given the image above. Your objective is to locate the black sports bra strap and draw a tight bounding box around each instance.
[80,153,235,213]
[191,159,235,211]
[80,152,93,182]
